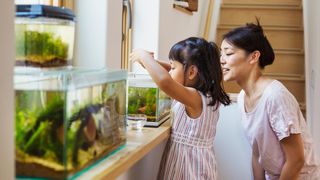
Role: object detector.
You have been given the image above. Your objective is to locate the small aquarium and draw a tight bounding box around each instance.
[15,5,75,68]
[128,74,172,127]
[14,68,127,179]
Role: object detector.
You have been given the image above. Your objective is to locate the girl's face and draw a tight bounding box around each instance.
[169,60,185,85]
[220,40,251,82]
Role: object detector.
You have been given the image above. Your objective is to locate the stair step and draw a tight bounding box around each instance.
[216,27,303,49]
[263,73,304,81]
[274,48,304,55]
[218,25,303,31]
[265,53,305,74]
[219,6,303,27]
[222,0,301,7]
[221,4,302,10]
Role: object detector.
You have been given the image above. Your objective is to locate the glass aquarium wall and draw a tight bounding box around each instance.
[128,74,172,126]
[14,68,127,179]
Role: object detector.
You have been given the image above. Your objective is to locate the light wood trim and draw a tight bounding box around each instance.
[63,0,74,10]
[203,0,214,40]
[78,121,171,179]
[121,6,128,69]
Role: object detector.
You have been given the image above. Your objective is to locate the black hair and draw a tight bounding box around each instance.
[223,20,275,69]
[168,37,231,108]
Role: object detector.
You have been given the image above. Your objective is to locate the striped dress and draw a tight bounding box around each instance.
[157,93,219,180]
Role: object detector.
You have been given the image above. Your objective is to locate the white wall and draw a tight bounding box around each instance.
[0,0,15,179]
[74,0,122,69]
[303,0,320,156]
[215,104,253,180]
[131,0,160,73]
[157,0,206,60]
[132,0,207,72]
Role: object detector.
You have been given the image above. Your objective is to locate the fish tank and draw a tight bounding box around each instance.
[14,68,127,179]
[15,5,75,68]
[128,74,172,127]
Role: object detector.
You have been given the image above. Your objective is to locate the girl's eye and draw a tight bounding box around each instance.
[226,53,233,56]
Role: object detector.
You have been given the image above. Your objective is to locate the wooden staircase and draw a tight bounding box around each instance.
[216,0,306,112]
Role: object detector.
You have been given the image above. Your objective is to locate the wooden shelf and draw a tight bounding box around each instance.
[77,121,171,179]
[173,4,193,15]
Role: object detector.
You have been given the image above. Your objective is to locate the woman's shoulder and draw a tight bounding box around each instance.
[264,80,299,107]
[264,80,292,98]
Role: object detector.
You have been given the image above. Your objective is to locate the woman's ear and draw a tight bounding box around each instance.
[249,50,261,65]
[188,65,199,80]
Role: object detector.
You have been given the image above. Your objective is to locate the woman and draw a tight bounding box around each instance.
[220,21,320,180]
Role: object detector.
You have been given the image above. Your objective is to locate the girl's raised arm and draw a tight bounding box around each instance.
[130,49,202,115]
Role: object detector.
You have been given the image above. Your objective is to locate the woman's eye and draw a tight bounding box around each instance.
[226,53,233,56]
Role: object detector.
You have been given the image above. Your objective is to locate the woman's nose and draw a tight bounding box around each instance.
[220,56,225,64]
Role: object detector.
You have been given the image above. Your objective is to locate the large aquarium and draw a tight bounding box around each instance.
[128,74,172,127]
[15,5,75,68]
[14,68,127,179]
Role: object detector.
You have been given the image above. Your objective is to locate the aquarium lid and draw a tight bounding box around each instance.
[16,4,75,21]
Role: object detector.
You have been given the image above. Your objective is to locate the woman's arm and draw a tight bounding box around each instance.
[252,152,266,180]
[130,49,202,112]
[279,134,305,180]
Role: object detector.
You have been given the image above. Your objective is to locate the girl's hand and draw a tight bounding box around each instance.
[130,49,154,68]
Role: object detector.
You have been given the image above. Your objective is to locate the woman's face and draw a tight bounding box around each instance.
[220,40,251,82]
[169,60,185,85]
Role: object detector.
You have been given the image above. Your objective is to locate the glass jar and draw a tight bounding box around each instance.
[15,5,76,68]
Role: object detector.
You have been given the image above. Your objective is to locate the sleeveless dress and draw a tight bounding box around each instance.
[157,93,219,180]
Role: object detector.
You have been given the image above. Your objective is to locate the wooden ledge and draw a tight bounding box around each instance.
[78,121,171,179]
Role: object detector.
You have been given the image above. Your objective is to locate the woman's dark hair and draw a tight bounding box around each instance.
[168,37,231,108]
[223,20,275,68]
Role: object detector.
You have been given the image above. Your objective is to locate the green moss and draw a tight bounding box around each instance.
[16,31,68,61]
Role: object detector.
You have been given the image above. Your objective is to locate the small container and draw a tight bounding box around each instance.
[127,114,147,131]
[128,73,172,127]
[15,5,76,68]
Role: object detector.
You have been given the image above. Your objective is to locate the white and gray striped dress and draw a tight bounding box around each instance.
[158,93,219,180]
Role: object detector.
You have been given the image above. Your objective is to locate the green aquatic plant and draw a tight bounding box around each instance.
[16,30,68,61]
[15,94,65,163]
[128,87,157,116]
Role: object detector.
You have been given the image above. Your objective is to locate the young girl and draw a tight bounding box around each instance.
[220,21,320,179]
[130,37,231,180]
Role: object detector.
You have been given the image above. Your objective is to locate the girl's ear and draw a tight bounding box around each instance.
[188,65,199,80]
[248,50,260,65]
